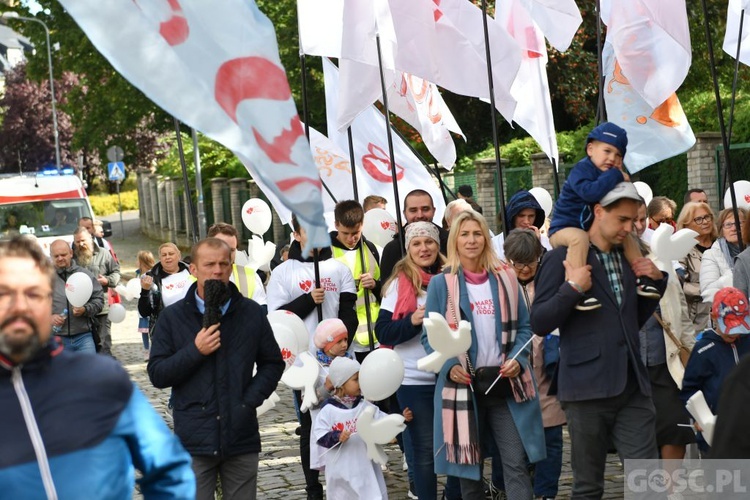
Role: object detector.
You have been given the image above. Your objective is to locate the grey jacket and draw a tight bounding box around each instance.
[76,245,120,315]
[53,264,105,336]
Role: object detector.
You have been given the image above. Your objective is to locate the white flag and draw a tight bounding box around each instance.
[518,0,582,52]
[603,42,695,173]
[385,73,465,170]
[59,0,329,248]
[723,0,750,66]
[323,59,446,224]
[297,0,344,57]
[496,0,559,165]
[337,0,521,124]
[600,0,691,108]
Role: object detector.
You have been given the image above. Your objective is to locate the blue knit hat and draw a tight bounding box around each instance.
[587,122,628,157]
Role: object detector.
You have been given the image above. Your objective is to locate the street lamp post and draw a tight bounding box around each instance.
[1,12,61,170]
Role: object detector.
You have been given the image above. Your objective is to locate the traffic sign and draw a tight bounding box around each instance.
[108,162,125,182]
[106,146,124,163]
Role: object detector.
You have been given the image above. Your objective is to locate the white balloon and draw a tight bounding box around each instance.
[65,272,93,307]
[273,323,299,373]
[108,303,127,323]
[362,208,398,248]
[115,284,131,301]
[633,181,653,207]
[267,310,309,355]
[241,198,273,235]
[723,180,750,210]
[528,187,553,218]
[126,278,143,301]
[359,349,404,401]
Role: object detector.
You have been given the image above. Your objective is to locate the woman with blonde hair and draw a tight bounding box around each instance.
[700,208,747,304]
[676,202,718,331]
[376,221,446,499]
[422,210,545,499]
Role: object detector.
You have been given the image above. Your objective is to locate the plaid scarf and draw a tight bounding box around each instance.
[440,266,536,464]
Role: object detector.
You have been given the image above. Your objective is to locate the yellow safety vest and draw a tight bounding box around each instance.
[232,264,257,299]
[332,244,380,347]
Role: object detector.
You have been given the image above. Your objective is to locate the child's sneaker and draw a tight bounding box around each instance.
[576,294,602,311]
[636,277,661,299]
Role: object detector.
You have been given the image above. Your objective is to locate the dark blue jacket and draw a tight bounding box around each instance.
[530,246,666,402]
[0,340,194,498]
[549,156,624,236]
[505,190,545,230]
[148,281,284,457]
[680,329,750,413]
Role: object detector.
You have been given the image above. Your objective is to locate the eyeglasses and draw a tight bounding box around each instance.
[723,221,745,230]
[651,217,674,225]
[692,214,713,225]
[509,259,540,272]
[0,289,52,309]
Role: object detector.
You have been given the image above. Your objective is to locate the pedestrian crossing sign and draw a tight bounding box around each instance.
[108,162,125,182]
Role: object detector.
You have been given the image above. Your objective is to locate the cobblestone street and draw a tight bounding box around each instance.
[110,211,625,499]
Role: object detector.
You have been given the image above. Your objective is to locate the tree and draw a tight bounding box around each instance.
[0,63,75,172]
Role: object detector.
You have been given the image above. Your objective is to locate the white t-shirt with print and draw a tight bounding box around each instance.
[466,280,502,368]
[380,279,435,386]
[267,258,356,352]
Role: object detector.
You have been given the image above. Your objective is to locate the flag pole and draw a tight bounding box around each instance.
[723,8,746,195]
[433,163,448,205]
[173,118,199,244]
[479,0,508,236]
[700,0,745,251]
[595,0,606,124]
[299,48,324,319]
[345,126,376,353]
[375,33,405,255]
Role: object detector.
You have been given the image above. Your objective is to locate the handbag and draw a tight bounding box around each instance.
[473,365,514,398]
[446,274,512,399]
[653,312,691,367]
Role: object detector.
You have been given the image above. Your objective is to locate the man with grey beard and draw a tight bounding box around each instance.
[73,227,120,356]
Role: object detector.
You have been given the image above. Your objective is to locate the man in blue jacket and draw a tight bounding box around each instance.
[0,236,194,499]
[531,182,667,499]
[148,237,285,500]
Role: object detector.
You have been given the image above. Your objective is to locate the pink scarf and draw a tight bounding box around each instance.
[391,269,435,320]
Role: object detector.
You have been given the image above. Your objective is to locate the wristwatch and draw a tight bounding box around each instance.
[566,280,584,294]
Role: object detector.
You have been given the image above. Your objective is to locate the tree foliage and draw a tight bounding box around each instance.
[0,0,743,193]
[0,63,75,171]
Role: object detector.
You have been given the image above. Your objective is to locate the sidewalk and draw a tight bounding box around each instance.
[108,214,626,498]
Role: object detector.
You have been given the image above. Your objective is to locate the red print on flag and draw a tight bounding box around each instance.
[252,117,305,165]
[361,143,405,183]
[57,0,330,250]
[159,0,189,46]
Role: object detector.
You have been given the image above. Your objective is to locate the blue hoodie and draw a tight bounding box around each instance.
[681,329,750,413]
[505,190,545,231]
[549,156,624,236]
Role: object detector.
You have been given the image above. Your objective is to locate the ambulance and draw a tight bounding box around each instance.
[0,168,103,254]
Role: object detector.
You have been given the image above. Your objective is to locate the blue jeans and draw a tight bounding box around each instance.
[534,425,563,498]
[397,384,436,499]
[59,332,96,354]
